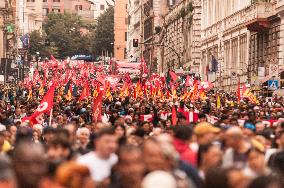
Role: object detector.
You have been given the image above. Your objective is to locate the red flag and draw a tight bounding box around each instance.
[79,82,90,101]
[172,105,177,126]
[140,114,153,122]
[50,55,57,62]
[242,85,259,104]
[169,71,178,82]
[33,70,40,85]
[140,57,148,75]
[93,92,103,122]
[123,73,132,85]
[185,75,193,87]
[237,79,241,103]
[23,83,56,126]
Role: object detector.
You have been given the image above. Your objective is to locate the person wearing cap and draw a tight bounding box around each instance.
[193,122,220,145]
[243,121,256,139]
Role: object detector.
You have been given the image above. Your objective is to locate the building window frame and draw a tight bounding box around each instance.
[100,4,105,11]
[42,8,49,16]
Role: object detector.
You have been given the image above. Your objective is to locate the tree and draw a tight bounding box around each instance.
[42,12,92,59]
[28,30,44,55]
[28,30,59,58]
[91,7,114,56]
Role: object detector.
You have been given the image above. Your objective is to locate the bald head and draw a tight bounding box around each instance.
[226,126,243,136]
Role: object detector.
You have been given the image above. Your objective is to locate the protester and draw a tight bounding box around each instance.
[223,127,252,169]
[0,61,283,188]
[77,127,118,185]
[12,140,47,188]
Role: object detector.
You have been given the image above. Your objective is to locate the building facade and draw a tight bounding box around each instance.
[91,0,113,20]
[158,0,201,74]
[1,0,17,59]
[200,0,280,91]
[141,0,170,73]
[42,0,110,21]
[126,0,141,62]
[114,0,128,60]
[276,0,284,89]
[43,0,64,15]
[0,0,9,58]
[64,0,94,23]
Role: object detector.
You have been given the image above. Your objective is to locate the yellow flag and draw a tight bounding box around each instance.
[65,86,72,101]
[216,95,221,109]
[39,84,44,96]
[27,89,32,101]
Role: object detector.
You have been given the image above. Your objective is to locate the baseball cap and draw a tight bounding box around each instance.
[244,122,256,132]
[194,122,220,136]
[142,171,177,188]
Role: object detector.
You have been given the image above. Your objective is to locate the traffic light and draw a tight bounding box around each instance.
[133,39,139,47]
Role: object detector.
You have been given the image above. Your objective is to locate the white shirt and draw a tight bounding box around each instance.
[77,151,118,182]
[102,113,109,124]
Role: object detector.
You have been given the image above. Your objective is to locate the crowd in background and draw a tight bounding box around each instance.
[0,81,284,188]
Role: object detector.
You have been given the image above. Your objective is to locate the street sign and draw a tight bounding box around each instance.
[258,67,265,77]
[269,64,279,77]
[231,71,237,78]
[268,80,279,90]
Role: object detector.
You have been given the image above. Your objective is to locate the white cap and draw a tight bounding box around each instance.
[142,171,177,188]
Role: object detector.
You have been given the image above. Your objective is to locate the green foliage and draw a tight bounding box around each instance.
[42,12,92,59]
[28,30,59,58]
[29,10,114,59]
[91,7,114,56]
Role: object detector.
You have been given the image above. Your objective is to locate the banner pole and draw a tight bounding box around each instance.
[49,108,53,126]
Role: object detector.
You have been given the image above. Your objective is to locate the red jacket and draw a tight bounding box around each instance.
[173,138,197,167]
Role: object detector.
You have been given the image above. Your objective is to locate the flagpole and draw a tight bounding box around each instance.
[49,108,53,126]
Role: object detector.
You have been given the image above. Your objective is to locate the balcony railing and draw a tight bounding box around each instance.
[201,2,274,40]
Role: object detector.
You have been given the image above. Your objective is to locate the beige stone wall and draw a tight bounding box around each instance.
[159,0,201,74]
[277,1,284,68]
[200,1,277,90]
[0,29,3,58]
[127,0,141,61]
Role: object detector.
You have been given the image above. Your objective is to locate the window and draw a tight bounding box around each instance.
[125,32,127,41]
[52,8,60,13]
[125,4,127,10]
[27,0,35,2]
[43,0,47,2]
[75,5,83,11]
[124,48,127,59]
[42,8,49,15]
[53,0,60,2]
[100,4,105,10]
[144,18,153,40]
[224,41,230,72]
[125,17,128,25]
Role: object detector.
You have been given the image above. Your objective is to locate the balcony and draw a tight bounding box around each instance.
[276,0,284,14]
[201,2,274,41]
[245,2,274,32]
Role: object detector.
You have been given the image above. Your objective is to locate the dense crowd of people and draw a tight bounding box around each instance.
[0,74,284,188]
